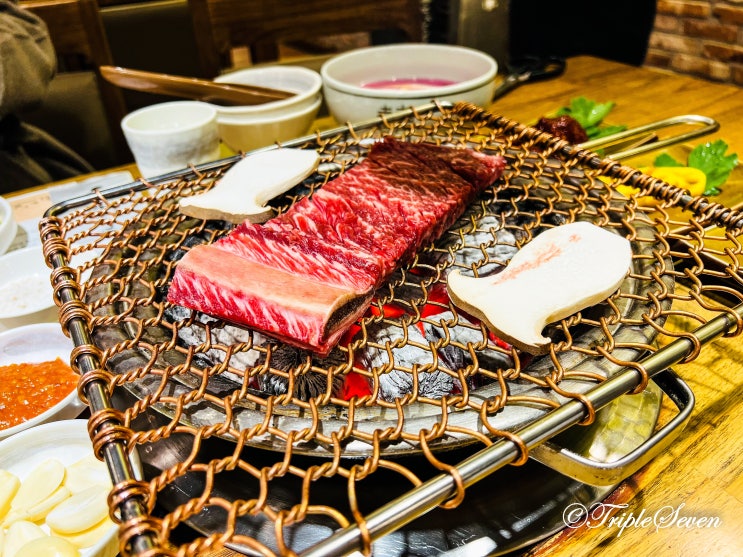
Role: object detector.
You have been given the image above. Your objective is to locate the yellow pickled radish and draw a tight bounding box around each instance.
[641,166,707,196]
[0,470,20,520]
[15,535,79,557]
[3,520,47,557]
[51,515,114,549]
[10,459,65,511]
[615,165,708,206]
[45,485,109,535]
[64,454,111,494]
[25,485,71,523]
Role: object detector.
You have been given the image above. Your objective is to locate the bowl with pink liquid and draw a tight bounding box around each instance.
[321,43,497,123]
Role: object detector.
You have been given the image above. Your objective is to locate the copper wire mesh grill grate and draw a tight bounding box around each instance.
[40,102,743,556]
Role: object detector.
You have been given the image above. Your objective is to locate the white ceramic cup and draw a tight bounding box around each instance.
[121,101,221,178]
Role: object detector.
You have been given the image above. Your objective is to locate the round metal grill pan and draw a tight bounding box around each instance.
[80,133,672,459]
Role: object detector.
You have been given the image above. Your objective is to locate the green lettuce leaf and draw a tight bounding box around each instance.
[556,97,626,139]
[653,140,738,196]
[653,153,684,167]
[687,140,738,194]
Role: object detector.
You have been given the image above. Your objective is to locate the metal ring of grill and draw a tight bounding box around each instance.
[78,105,672,458]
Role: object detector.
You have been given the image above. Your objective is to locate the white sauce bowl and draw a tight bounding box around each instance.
[0,419,142,556]
[213,65,322,119]
[0,246,57,330]
[0,195,17,256]
[121,100,221,178]
[217,95,322,153]
[321,43,498,123]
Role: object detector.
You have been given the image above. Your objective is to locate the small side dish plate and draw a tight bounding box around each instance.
[0,195,16,256]
[0,323,83,440]
[0,247,57,330]
[0,419,136,557]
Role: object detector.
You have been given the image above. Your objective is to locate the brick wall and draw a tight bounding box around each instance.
[645,0,743,85]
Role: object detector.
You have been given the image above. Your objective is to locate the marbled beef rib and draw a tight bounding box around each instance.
[168,138,506,354]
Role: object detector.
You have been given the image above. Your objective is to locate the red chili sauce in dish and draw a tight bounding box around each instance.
[362,77,457,91]
[0,358,77,430]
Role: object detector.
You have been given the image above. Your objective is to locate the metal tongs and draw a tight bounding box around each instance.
[489,56,719,159]
[491,56,567,101]
[580,114,720,160]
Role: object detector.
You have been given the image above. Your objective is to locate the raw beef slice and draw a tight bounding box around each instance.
[168,138,506,354]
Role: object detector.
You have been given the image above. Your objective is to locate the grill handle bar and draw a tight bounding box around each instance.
[300,303,742,557]
[41,240,157,556]
[579,114,719,160]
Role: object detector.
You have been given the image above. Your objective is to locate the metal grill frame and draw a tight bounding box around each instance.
[40,102,743,556]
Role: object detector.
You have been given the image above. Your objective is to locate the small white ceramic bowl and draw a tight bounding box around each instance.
[0,323,83,440]
[0,195,17,256]
[321,43,498,123]
[218,95,322,153]
[213,65,322,119]
[0,246,58,330]
[121,100,221,178]
[0,419,140,557]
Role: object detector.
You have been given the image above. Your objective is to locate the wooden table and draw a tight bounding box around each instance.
[488,56,743,557]
[8,55,743,557]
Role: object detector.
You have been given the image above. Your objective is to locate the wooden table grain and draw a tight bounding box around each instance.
[12,55,743,557]
[490,56,743,557]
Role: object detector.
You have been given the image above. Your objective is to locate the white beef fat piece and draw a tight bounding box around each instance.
[447,221,633,355]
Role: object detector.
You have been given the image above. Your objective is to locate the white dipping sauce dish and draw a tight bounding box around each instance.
[121,100,221,178]
[0,247,57,331]
[0,195,17,256]
[321,43,498,123]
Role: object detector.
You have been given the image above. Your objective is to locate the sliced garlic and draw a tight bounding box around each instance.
[2,509,27,528]
[3,520,47,557]
[14,535,79,557]
[10,459,65,511]
[63,454,111,494]
[51,515,114,549]
[0,470,20,520]
[45,485,109,535]
[25,485,71,523]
